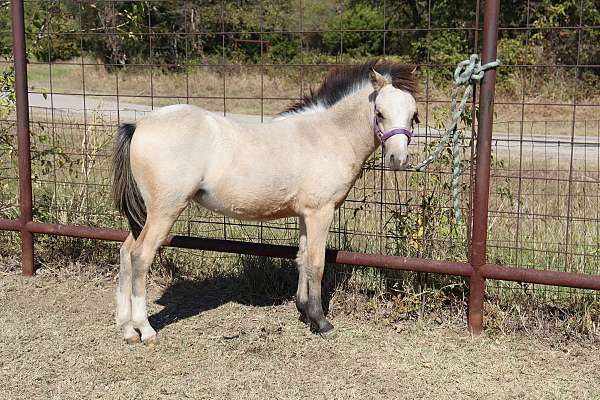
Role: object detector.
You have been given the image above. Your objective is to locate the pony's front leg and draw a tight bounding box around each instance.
[295,217,309,323]
[304,205,336,338]
[116,233,139,344]
[130,211,181,345]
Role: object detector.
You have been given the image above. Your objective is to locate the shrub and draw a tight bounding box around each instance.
[322,2,384,57]
[26,2,81,62]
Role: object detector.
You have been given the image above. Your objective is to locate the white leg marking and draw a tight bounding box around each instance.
[116,288,131,327]
[116,234,136,341]
[132,295,156,341]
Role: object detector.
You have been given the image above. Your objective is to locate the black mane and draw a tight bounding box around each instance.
[280,59,418,117]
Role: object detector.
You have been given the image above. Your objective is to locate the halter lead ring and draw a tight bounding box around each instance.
[373,106,413,145]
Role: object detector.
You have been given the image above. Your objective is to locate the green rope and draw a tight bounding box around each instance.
[407,54,500,225]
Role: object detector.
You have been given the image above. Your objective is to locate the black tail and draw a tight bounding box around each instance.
[112,123,146,238]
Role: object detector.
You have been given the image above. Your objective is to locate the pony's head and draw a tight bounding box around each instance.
[370,69,419,170]
[276,60,418,169]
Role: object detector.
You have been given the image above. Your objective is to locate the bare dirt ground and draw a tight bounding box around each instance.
[1,266,600,400]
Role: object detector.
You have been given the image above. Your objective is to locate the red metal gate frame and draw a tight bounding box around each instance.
[3,0,600,334]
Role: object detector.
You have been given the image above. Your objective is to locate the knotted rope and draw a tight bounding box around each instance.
[407,54,500,224]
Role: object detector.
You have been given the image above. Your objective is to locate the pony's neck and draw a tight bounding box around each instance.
[327,87,379,162]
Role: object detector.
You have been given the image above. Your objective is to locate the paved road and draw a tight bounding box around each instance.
[29,92,599,162]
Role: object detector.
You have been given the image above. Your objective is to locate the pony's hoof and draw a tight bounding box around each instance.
[124,335,141,345]
[142,335,158,347]
[319,327,337,339]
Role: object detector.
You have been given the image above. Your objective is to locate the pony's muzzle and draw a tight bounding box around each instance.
[388,154,409,170]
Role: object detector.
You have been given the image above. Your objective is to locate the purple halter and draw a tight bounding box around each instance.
[373,106,413,145]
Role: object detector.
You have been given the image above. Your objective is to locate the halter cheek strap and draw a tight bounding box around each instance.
[373,106,413,145]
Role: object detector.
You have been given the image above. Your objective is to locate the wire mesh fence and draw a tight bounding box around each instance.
[1,0,599,331]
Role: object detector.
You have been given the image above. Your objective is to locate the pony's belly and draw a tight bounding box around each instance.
[194,188,296,221]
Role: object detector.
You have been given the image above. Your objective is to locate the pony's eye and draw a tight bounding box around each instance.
[376,111,384,120]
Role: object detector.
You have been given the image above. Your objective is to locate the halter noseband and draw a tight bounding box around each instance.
[373,105,413,145]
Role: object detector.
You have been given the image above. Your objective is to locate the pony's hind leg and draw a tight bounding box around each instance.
[295,217,309,323]
[116,233,139,344]
[304,205,336,338]
[130,205,186,345]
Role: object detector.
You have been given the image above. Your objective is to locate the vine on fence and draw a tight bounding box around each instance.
[409,55,499,225]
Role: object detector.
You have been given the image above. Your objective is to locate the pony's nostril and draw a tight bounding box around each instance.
[389,155,395,169]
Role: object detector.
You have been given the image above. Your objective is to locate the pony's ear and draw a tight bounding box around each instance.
[370,69,389,92]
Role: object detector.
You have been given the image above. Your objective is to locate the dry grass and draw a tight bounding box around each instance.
[1,261,600,400]
[494,68,600,132]
[486,159,600,275]
[27,59,313,115]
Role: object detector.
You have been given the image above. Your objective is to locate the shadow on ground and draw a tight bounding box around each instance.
[149,255,339,332]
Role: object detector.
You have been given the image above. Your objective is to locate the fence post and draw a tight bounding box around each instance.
[10,0,34,276]
[468,0,501,334]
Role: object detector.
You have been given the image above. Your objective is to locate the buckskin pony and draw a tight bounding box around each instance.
[112,60,419,345]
